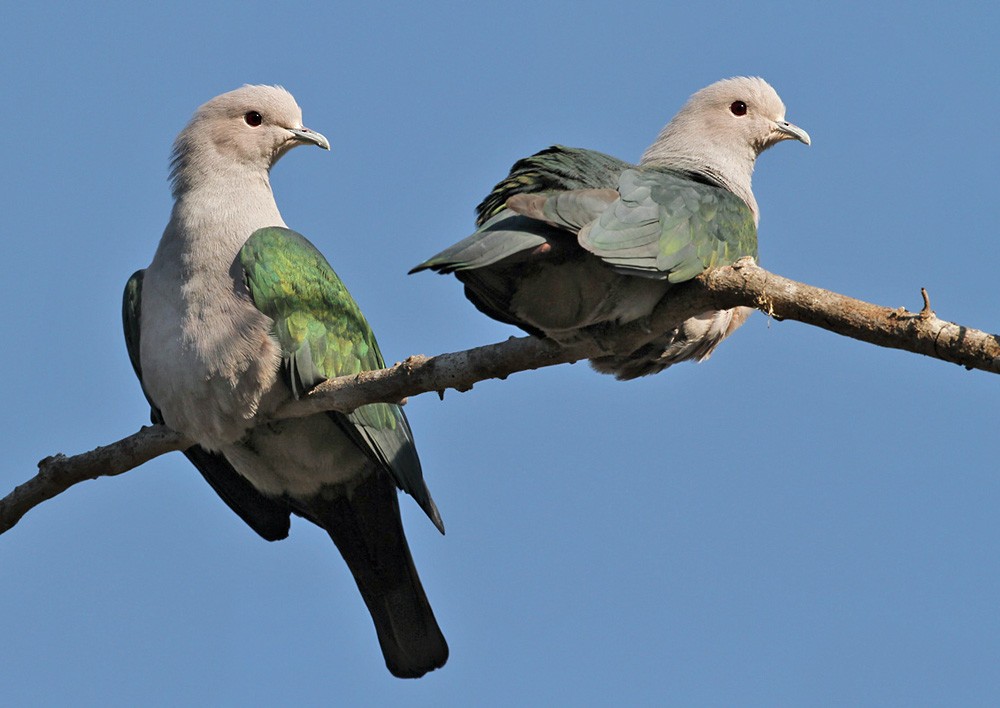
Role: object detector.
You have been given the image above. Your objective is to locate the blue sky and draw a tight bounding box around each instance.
[2,2,999,705]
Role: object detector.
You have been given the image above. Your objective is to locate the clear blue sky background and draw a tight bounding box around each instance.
[2,2,998,705]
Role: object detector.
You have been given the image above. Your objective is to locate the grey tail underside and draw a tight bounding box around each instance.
[292,470,448,679]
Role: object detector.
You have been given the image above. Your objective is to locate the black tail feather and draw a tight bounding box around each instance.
[302,471,448,679]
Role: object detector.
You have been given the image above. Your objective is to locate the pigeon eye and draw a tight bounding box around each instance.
[244,111,263,127]
[730,101,748,116]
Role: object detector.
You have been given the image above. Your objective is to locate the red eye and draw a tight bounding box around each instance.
[730,101,747,116]
[244,111,263,127]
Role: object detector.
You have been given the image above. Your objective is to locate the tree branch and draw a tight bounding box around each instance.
[4,260,997,534]
[1,426,189,533]
[702,259,1000,373]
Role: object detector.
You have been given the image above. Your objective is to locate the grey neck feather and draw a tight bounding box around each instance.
[639,125,760,223]
[152,143,286,285]
[165,134,285,246]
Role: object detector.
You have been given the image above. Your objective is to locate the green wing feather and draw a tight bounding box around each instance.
[474,145,632,225]
[410,145,632,275]
[239,227,441,532]
[579,168,758,282]
[239,228,385,395]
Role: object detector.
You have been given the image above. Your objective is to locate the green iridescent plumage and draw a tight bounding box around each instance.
[239,227,438,528]
[413,77,807,382]
[475,145,630,224]
[414,148,757,285]
[580,168,757,282]
[124,85,447,678]
[411,145,762,379]
[239,227,385,393]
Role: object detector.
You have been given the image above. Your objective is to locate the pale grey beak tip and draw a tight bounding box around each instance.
[289,127,331,151]
[776,120,811,146]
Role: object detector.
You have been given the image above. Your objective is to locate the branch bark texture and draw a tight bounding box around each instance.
[3,261,997,534]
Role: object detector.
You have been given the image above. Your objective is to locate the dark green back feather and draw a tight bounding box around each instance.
[475,145,632,225]
[416,146,755,290]
[411,146,630,275]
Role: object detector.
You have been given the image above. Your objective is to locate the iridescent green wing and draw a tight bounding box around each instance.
[474,145,632,224]
[579,168,757,282]
[239,227,441,531]
[410,145,632,275]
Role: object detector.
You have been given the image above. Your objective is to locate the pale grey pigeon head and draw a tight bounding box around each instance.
[640,76,809,218]
[169,84,329,197]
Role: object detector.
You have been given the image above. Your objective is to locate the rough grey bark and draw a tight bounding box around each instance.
[3,260,997,534]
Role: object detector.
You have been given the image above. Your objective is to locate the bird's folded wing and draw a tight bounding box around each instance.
[579,168,758,283]
[505,188,619,232]
[409,213,553,274]
[239,227,442,532]
[474,144,633,225]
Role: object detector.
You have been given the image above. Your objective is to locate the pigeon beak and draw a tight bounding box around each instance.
[288,127,331,150]
[773,120,811,146]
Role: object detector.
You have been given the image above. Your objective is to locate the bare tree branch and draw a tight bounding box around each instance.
[703,260,1000,373]
[1,426,190,533]
[3,260,997,534]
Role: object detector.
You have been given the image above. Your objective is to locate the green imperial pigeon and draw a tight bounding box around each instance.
[412,77,809,379]
[122,85,447,678]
